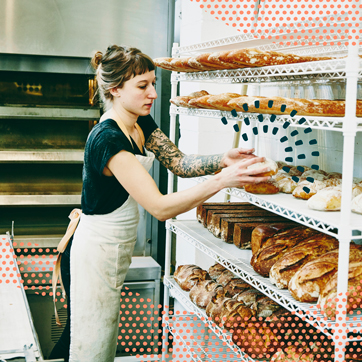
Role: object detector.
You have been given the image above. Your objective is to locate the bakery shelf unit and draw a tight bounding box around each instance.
[163,21,362,362]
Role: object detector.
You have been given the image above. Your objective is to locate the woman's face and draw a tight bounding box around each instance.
[114,70,157,117]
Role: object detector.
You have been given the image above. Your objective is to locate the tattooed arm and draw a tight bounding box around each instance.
[145,128,256,178]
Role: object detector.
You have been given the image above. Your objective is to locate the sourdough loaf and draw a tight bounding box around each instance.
[269,234,339,289]
[189,279,224,309]
[250,226,320,277]
[318,260,362,318]
[251,223,298,255]
[218,298,255,329]
[216,269,235,286]
[247,157,278,177]
[224,279,252,298]
[174,264,210,291]
[205,295,230,324]
[208,262,227,280]
[288,244,362,302]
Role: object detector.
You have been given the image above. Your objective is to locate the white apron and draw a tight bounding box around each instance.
[69,149,154,362]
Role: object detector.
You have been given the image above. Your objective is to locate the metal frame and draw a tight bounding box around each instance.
[164,20,362,362]
[166,221,362,340]
[170,105,362,131]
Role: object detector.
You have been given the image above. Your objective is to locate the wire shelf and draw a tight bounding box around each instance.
[169,105,362,132]
[175,58,356,84]
[166,219,362,339]
[173,21,348,57]
[193,177,362,237]
[164,313,249,362]
[164,276,257,362]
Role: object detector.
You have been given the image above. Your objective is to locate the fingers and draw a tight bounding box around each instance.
[241,156,265,167]
[238,147,255,154]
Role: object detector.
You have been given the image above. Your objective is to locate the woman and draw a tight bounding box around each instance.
[50,45,270,362]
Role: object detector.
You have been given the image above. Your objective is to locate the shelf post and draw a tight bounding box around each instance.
[162,43,180,362]
[333,33,359,362]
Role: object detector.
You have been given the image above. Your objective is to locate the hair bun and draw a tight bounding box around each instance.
[91,51,103,69]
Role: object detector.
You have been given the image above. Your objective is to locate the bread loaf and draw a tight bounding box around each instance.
[208,262,227,280]
[244,180,280,194]
[233,221,295,250]
[189,279,224,309]
[173,264,211,291]
[205,295,230,324]
[207,51,246,69]
[288,244,362,302]
[250,226,320,277]
[216,269,235,286]
[251,297,289,319]
[233,288,265,307]
[318,260,362,318]
[188,94,218,109]
[292,180,327,200]
[251,223,298,255]
[206,93,242,111]
[269,234,339,289]
[232,320,281,359]
[194,53,231,70]
[197,202,260,227]
[227,95,362,117]
[170,90,209,108]
[208,209,280,238]
[220,215,286,243]
[218,298,255,329]
[307,186,342,211]
[170,57,201,72]
[187,57,218,72]
[224,279,252,298]
[247,157,278,177]
[275,176,298,194]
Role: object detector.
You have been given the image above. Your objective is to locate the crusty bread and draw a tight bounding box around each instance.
[251,223,298,255]
[269,234,339,289]
[318,260,362,318]
[244,179,280,194]
[153,57,175,71]
[288,244,362,302]
[174,264,211,291]
[250,226,320,277]
[207,51,246,69]
[189,279,224,309]
[227,95,362,117]
[224,279,252,298]
[216,269,235,286]
[194,53,230,70]
[205,295,230,324]
[188,94,218,109]
[170,57,200,72]
[233,288,265,307]
[218,298,255,329]
[170,90,209,108]
[208,262,227,280]
[206,93,242,111]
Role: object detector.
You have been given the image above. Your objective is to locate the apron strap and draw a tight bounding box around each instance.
[52,208,82,326]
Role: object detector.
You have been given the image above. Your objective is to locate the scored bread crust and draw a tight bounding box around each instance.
[288,244,362,302]
[269,234,339,289]
[250,227,320,277]
[206,93,242,111]
[173,264,211,291]
[189,279,224,309]
[188,95,218,109]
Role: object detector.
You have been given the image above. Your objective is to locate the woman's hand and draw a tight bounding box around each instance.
[216,156,271,189]
[220,147,257,168]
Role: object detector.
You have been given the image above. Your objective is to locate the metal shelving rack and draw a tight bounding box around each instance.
[163,20,362,362]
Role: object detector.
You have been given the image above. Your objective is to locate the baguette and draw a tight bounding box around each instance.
[206,93,242,111]
[188,94,218,109]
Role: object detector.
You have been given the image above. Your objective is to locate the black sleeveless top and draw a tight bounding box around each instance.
[81,115,158,215]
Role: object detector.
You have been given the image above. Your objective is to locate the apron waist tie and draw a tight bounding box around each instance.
[52,208,82,326]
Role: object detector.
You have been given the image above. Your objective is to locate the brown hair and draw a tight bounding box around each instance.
[91,45,155,110]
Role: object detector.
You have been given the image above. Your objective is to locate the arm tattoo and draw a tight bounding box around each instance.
[145,128,223,177]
